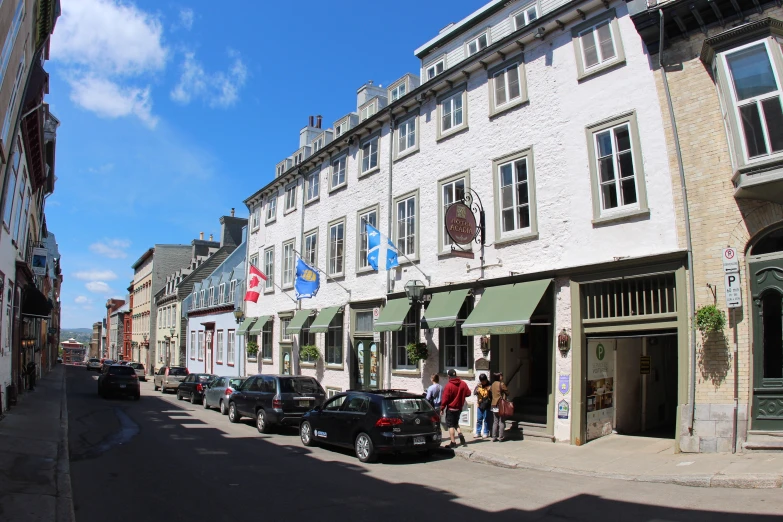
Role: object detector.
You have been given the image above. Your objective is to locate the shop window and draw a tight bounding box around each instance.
[326,313,343,366]
[394,309,418,370]
[440,298,473,371]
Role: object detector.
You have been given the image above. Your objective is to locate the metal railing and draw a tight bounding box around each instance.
[582,273,677,320]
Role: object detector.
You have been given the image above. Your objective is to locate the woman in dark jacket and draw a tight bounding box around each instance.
[490,373,509,442]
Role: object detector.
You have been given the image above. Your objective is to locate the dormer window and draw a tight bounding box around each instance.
[360,101,377,121]
[390,83,406,101]
[335,121,346,137]
[426,59,445,80]
[276,164,284,177]
[466,32,488,56]
[513,4,538,30]
[312,137,323,153]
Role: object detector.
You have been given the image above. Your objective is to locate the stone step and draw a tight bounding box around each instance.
[505,421,555,442]
[743,431,783,452]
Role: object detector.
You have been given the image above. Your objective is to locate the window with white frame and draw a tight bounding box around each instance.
[304,231,318,266]
[390,82,406,101]
[2,53,24,142]
[513,4,538,29]
[216,330,224,363]
[190,331,195,359]
[282,241,295,288]
[266,196,277,222]
[360,136,379,174]
[441,299,473,371]
[360,102,377,121]
[499,157,531,233]
[441,176,466,250]
[218,283,225,304]
[571,11,625,80]
[397,116,416,155]
[394,309,418,369]
[198,331,204,359]
[10,169,25,242]
[334,120,347,138]
[284,184,297,211]
[208,287,214,307]
[249,254,258,267]
[276,164,284,177]
[251,207,260,230]
[328,220,345,276]
[426,59,444,80]
[199,290,205,308]
[192,291,198,309]
[281,318,292,342]
[358,207,377,270]
[396,194,416,257]
[579,21,616,70]
[2,140,20,227]
[229,280,237,302]
[261,320,273,360]
[305,170,319,202]
[467,32,488,56]
[722,41,783,160]
[227,331,235,365]
[312,137,324,153]
[331,155,346,188]
[325,313,343,366]
[438,89,466,137]
[264,248,275,290]
[493,63,522,109]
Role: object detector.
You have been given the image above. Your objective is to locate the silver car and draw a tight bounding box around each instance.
[86,358,102,372]
[154,366,188,393]
[203,376,245,415]
[129,363,146,381]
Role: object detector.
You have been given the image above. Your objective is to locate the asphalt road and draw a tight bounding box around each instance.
[66,366,783,522]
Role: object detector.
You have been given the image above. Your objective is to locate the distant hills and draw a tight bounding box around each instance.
[60,328,92,345]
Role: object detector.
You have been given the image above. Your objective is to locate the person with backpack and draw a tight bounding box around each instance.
[490,372,509,442]
[473,373,491,439]
[441,369,471,448]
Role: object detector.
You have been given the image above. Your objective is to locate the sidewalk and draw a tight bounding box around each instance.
[443,431,783,489]
[0,365,75,521]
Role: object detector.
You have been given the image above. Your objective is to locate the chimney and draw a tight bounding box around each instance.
[316,115,322,129]
[199,232,204,240]
[309,115,314,127]
[231,207,235,217]
[209,234,213,241]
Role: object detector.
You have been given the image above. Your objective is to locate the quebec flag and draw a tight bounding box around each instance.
[295,259,320,299]
[366,223,399,271]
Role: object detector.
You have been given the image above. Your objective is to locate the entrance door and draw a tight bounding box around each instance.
[281,346,292,375]
[750,258,783,430]
[353,339,379,390]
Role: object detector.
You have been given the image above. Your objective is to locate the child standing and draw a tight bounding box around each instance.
[473,374,491,439]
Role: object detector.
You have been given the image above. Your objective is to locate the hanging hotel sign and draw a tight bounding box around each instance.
[445,202,477,245]
[31,248,47,276]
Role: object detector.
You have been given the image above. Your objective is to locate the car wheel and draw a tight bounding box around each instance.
[300,421,315,447]
[154,383,159,391]
[220,400,227,415]
[228,403,240,423]
[176,390,182,400]
[190,392,197,405]
[256,409,269,434]
[355,432,376,463]
[203,395,210,409]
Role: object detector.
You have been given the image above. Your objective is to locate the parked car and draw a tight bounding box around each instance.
[100,359,116,372]
[203,376,245,414]
[98,365,140,400]
[300,390,442,463]
[129,363,146,381]
[176,373,216,404]
[86,358,102,372]
[154,366,188,393]
[228,375,326,433]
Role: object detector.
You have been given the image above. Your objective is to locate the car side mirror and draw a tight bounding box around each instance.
[313,405,321,412]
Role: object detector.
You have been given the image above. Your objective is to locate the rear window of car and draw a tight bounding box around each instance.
[89,359,100,363]
[278,377,323,395]
[228,378,244,389]
[108,366,136,376]
[196,374,213,382]
[168,368,188,376]
[130,363,144,370]
[383,398,434,414]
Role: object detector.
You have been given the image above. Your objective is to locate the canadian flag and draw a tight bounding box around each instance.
[244,264,267,303]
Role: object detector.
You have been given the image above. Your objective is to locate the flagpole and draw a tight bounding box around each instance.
[293,249,351,297]
[368,224,431,284]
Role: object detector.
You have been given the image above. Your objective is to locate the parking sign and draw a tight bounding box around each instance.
[724,273,742,309]
[722,248,739,273]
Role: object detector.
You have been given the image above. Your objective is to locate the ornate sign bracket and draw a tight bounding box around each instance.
[446,187,485,252]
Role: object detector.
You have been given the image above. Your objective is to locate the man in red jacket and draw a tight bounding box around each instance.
[440,368,471,448]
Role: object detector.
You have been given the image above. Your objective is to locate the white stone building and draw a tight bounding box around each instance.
[243,0,690,446]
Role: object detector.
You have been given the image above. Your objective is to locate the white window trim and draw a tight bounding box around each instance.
[330,153,348,191]
[394,112,419,161]
[492,148,539,244]
[437,171,472,255]
[251,207,260,231]
[359,134,380,177]
[571,9,626,81]
[305,170,320,204]
[488,56,528,117]
[360,100,378,122]
[389,80,407,102]
[303,229,318,267]
[425,57,446,81]
[265,196,277,223]
[327,217,346,277]
[282,239,295,289]
[465,30,489,57]
[511,2,539,30]
[284,183,297,214]
[264,247,275,293]
[393,189,419,262]
[356,203,380,273]
[436,85,469,141]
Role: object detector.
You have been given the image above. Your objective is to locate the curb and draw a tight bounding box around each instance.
[56,368,76,522]
[445,447,783,489]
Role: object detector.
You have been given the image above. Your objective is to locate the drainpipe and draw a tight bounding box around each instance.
[658,10,698,434]
[386,112,395,388]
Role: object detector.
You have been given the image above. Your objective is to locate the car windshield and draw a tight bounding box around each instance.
[130,363,144,370]
[228,378,244,389]
[196,374,213,382]
[168,368,188,376]
[104,360,114,365]
[108,366,135,376]
[278,377,322,395]
[89,359,99,363]
[384,398,434,414]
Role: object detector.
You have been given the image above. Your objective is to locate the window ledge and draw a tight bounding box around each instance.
[265,218,276,225]
[494,231,539,247]
[436,125,469,143]
[577,59,626,82]
[592,208,650,227]
[280,341,293,345]
[359,166,380,178]
[392,369,421,377]
[325,364,343,371]
[489,97,528,119]
[264,289,275,295]
[262,358,273,364]
[329,182,347,194]
[327,273,345,280]
[247,356,258,362]
[394,147,419,163]
[300,362,316,368]
[216,361,224,365]
[282,284,294,291]
[444,369,475,379]
[356,266,375,275]
[283,208,297,216]
[251,226,260,234]
[227,363,235,367]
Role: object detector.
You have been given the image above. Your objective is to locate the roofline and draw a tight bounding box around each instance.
[131,247,154,270]
[414,0,508,58]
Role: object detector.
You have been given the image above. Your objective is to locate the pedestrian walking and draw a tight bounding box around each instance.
[440,368,471,448]
[490,372,509,442]
[425,374,442,411]
[26,360,37,391]
[473,373,492,439]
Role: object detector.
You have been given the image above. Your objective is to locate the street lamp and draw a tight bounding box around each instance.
[404,280,426,305]
[233,307,244,324]
[168,327,176,367]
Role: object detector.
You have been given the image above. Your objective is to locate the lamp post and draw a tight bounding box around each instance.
[142,333,149,374]
[404,279,426,347]
[233,307,244,324]
[168,327,175,367]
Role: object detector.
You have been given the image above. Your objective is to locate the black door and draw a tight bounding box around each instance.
[751,259,783,430]
[339,394,369,443]
[234,377,257,416]
[316,395,347,445]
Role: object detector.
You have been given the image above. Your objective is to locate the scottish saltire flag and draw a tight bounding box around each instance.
[295,258,320,299]
[366,223,399,271]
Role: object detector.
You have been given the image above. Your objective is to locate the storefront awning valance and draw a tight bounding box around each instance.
[461,279,551,336]
[247,316,271,335]
[373,298,411,332]
[309,307,341,333]
[285,310,312,335]
[236,317,257,336]
[422,289,470,329]
[22,284,52,318]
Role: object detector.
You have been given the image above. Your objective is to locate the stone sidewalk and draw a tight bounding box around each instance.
[445,431,783,489]
[0,365,75,521]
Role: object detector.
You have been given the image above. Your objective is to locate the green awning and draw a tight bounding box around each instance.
[373,298,411,332]
[461,279,551,336]
[285,310,312,335]
[422,289,470,329]
[247,316,271,335]
[236,317,257,336]
[309,307,341,333]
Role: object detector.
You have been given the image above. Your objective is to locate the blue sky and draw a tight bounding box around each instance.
[48,0,483,328]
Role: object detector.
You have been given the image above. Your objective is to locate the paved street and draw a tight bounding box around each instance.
[64,367,783,522]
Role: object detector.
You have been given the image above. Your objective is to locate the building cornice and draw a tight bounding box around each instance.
[700,17,783,64]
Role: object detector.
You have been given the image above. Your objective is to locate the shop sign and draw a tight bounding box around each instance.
[32,248,47,276]
[558,374,570,395]
[558,400,569,419]
[459,404,471,427]
[724,273,742,309]
[586,339,615,441]
[640,355,651,375]
[722,247,739,274]
[445,202,477,245]
[373,331,380,342]
[475,357,490,371]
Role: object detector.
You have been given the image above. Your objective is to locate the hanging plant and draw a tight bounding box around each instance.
[246,341,259,357]
[406,342,429,364]
[695,305,726,334]
[299,344,320,362]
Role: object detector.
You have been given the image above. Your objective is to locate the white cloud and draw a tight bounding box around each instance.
[86,281,112,294]
[74,270,118,282]
[88,163,115,174]
[89,239,131,259]
[52,0,167,126]
[171,51,247,108]
[74,295,92,304]
[178,8,194,30]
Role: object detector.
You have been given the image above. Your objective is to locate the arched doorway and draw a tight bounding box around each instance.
[749,228,783,430]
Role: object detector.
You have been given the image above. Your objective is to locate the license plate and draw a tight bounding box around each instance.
[413,436,425,445]
[120,384,126,388]
[298,400,310,407]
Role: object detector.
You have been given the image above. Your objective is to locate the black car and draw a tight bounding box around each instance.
[176,373,216,404]
[228,374,325,433]
[299,390,442,463]
[98,365,140,400]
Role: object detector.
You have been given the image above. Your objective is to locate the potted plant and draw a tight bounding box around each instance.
[246,340,259,359]
[406,342,428,364]
[299,344,320,362]
[695,304,726,335]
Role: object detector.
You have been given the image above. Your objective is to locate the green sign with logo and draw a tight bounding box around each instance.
[596,343,605,361]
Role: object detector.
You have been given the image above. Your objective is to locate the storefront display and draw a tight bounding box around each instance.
[586,339,615,441]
